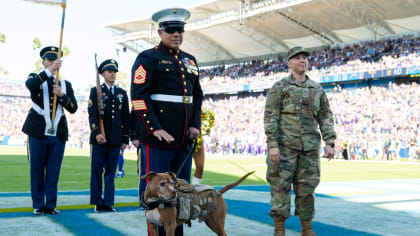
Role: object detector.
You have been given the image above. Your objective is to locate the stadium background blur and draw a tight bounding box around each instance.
[0,0,419,162]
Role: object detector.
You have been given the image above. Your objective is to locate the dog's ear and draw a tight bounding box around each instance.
[141,171,157,180]
[167,172,177,180]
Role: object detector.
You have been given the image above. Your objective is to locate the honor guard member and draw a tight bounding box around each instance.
[88,59,130,213]
[264,47,336,236]
[22,46,78,215]
[131,8,203,236]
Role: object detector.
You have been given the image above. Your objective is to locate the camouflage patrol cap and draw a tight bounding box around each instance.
[99,59,118,73]
[287,46,310,61]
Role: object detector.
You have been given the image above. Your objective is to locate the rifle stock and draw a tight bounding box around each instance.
[94,53,105,136]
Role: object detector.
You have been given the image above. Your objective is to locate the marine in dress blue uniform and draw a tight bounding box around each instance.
[88,59,130,212]
[22,46,78,215]
[130,8,203,236]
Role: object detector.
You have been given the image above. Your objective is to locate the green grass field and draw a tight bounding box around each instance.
[1,146,419,192]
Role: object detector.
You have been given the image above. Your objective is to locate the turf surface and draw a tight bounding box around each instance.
[1,146,419,192]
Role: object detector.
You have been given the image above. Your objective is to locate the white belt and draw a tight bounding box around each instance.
[31,103,45,116]
[150,94,193,104]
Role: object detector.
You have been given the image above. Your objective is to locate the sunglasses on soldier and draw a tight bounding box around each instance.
[163,27,184,34]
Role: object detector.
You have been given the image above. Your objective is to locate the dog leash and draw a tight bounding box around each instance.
[176,139,197,177]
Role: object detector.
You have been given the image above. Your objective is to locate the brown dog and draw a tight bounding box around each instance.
[141,171,254,236]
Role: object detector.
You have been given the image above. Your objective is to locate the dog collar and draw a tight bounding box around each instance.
[142,197,177,210]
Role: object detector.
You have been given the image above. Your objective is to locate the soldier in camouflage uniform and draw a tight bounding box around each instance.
[264,47,336,236]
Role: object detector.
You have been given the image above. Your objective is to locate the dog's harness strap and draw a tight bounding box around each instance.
[142,197,177,210]
[175,179,219,222]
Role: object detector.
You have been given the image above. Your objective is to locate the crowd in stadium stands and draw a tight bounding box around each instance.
[1,82,418,160]
[0,95,90,149]
[0,79,29,97]
[203,94,267,156]
[200,35,420,87]
[0,35,419,161]
[199,82,419,161]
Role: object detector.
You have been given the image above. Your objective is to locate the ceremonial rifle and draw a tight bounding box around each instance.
[95,53,105,136]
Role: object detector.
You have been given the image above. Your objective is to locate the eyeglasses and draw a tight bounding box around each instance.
[163,27,184,34]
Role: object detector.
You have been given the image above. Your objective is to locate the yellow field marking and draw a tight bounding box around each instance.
[0,202,139,213]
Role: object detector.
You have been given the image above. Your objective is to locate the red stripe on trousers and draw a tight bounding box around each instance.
[146,144,150,184]
[146,144,151,236]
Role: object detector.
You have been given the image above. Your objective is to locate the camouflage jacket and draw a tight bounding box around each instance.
[264,74,336,151]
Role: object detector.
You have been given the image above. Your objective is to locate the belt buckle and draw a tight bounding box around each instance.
[182,96,191,104]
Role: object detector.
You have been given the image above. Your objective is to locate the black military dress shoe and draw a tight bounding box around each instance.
[33,208,44,215]
[44,208,61,215]
[94,204,103,213]
[102,205,116,212]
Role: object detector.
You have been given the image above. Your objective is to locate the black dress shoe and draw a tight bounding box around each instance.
[94,204,103,213]
[102,205,116,212]
[44,208,61,215]
[33,208,44,215]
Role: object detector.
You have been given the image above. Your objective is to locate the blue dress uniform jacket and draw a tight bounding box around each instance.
[88,84,130,146]
[131,42,203,148]
[22,70,78,142]
[129,110,141,142]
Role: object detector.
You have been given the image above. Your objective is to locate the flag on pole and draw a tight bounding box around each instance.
[25,0,68,122]
[24,0,66,7]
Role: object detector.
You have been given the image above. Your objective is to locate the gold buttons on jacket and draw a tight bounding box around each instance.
[184,82,187,85]
[182,74,185,78]
[112,110,115,113]
[166,68,169,72]
[160,110,163,113]
[150,127,154,131]
[184,89,187,93]
[112,105,115,107]
[147,120,150,124]
[143,114,147,117]
[112,116,115,119]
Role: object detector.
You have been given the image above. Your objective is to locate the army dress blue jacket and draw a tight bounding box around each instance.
[130,42,203,148]
[88,84,130,146]
[22,70,78,143]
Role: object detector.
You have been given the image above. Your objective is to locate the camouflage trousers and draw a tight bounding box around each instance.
[266,146,320,220]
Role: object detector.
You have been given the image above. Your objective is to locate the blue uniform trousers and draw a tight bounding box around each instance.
[90,144,120,206]
[28,136,65,209]
[139,144,192,236]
